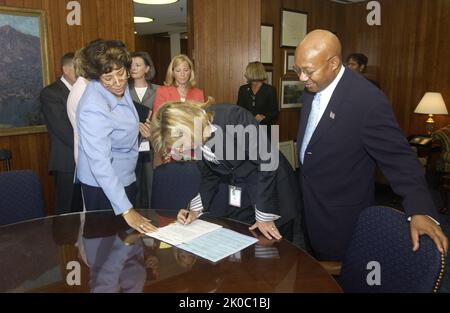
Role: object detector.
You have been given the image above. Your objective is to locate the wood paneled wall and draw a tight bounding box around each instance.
[188,0,261,104]
[262,0,343,141]
[134,35,188,86]
[0,0,135,80]
[340,0,450,135]
[0,130,53,213]
[262,0,450,139]
[0,0,135,214]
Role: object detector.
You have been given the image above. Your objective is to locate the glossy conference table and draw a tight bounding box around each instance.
[0,210,341,293]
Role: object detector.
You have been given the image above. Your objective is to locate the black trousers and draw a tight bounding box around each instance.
[53,171,83,215]
[135,151,153,209]
[81,182,137,212]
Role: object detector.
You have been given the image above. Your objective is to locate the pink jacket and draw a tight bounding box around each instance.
[153,86,205,113]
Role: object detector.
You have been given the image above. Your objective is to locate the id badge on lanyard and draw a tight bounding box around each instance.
[139,139,150,152]
[229,185,242,208]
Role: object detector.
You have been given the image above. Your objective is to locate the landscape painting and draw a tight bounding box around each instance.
[280,79,304,109]
[0,6,49,129]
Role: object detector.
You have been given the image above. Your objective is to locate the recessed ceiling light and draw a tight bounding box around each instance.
[134,16,154,23]
[134,31,138,34]
[133,0,179,4]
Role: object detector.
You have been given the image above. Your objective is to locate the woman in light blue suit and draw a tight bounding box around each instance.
[76,40,156,234]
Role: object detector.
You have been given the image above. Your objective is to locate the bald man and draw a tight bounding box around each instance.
[295,30,447,261]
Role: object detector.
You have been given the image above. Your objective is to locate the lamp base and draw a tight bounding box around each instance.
[425,114,435,135]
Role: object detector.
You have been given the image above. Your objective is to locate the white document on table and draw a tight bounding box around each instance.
[178,228,259,263]
[145,219,222,246]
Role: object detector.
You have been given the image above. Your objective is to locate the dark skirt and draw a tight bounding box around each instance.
[81,182,137,212]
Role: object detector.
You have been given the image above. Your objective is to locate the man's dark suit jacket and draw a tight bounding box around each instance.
[40,79,74,173]
[199,103,300,227]
[296,68,438,261]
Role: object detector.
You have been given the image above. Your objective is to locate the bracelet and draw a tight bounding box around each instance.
[122,208,133,216]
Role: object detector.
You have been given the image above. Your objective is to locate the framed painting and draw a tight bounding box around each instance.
[280,78,304,109]
[284,49,296,75]
[0,6,50,131]
[280,9,307,48]
[261,24,273,65]
[266,70,273,85]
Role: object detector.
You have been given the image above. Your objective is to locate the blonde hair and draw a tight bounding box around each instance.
[150,98,215,160]
[244,61,267,82]
[73,48,87,78]
[164,54,197,87]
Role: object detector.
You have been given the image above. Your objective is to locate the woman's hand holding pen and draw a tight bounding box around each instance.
[177,209,199,225]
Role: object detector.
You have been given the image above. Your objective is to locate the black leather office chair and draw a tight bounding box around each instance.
[338,206,445,293]
[0,148,12,171]
[0,170,45,226]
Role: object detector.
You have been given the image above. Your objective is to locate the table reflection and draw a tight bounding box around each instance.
[0,210,341,293]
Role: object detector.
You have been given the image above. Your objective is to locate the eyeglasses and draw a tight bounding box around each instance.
[293,56,335,78]
[100,68,129,87]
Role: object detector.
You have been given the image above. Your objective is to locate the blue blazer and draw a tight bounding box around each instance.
[296,68,438,261]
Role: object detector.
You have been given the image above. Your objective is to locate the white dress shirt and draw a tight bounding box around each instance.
[67,76,89,163]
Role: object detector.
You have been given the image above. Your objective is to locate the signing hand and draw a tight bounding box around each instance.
[177,209,199,225]
[410,215,448,255]
[255,114,266,122]
[122,209,158,234]
[249,220,282,240]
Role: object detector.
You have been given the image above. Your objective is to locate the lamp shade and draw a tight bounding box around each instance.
[414,92,448,115]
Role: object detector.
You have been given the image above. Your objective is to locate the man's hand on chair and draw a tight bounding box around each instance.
[410,215,448,255]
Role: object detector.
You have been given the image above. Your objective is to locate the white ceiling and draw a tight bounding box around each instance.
[133,0,187,35]
[133,0,368,36]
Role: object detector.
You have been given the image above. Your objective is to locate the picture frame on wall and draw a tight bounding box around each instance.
[280,9,307,48]
[261,24,273,64]
[280,79,304,109]
[284,49,296,75]
[266,70,273,85]
[0,6,50,130]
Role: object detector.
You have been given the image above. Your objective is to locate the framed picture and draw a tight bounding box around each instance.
[284,49,296,75]
[261,24,273,65]
[280,9,307,48]
[279,140,297,170]
[0,6,50,130]
[280,79,304,109]
[266,70,273,85]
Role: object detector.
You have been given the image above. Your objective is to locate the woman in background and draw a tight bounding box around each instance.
[76,40,156,234]
[152,54,204,113]
[346,53,380,88]
[129,51,160,209]
[129,51,159,112]
[237,61,278,129]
